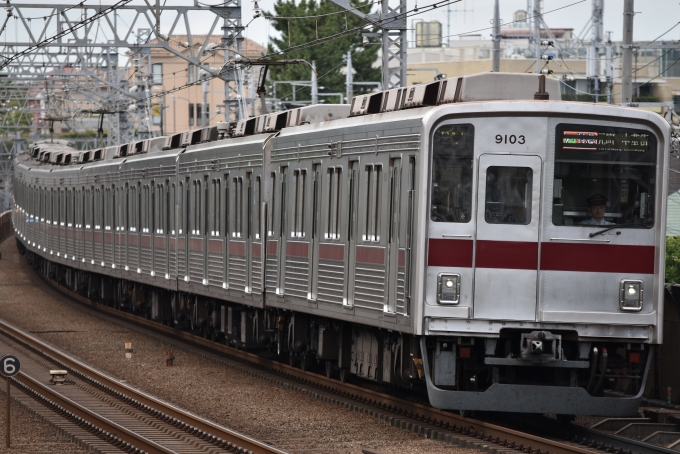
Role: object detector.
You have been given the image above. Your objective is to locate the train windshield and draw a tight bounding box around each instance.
[552,124,657,227]
[431,124,474,223]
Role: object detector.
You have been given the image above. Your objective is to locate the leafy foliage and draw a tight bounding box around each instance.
[666,236,680,283]
[266,0,380,103]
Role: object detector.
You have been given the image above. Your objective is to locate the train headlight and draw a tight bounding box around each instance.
[620,280,643,311]
[437,273,461,304]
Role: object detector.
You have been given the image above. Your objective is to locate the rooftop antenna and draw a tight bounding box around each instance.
[448,0,474,45]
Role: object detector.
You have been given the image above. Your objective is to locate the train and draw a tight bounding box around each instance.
[10,72,670,416]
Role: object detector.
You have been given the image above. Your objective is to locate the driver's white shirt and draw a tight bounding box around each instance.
[580,218,614,226]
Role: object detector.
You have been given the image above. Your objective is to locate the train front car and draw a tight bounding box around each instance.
[419,97,669,415]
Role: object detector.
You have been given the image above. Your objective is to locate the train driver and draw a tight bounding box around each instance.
[580,194,614,226]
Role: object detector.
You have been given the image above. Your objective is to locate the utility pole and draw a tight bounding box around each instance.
[346,52,353,101]
[329,0,407,89]
[311,61,318,105]
[202,78,209,126]
[621,0,634,103]
[588,0,604,102]
[492,0,500,72]
[605,31,613,104]
[533,0,542,73]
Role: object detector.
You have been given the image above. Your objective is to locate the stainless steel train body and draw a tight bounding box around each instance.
[11,73,670,416]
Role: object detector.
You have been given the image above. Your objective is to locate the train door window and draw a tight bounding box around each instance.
[156,183,164,234]
[233,177,243,238]
[431,124,474,223]
[137,184,142,233]
[128,186,136,232]
[60,189,65,226]
[45,188,50,224]
[325,167,341,240]
[552,124,657,228]
[178,181,184,234]
[363,164,382,242]
[246,173,252,239]
[168,183,175,235]
[484,167,532,225]
[280,167,288,239]
[254,176,261,240]
[141,185,148,233]
[204,176,209,236]
[292,169,305,238]
[311,167,319,240]
[212,178,221,236]
[123,185,129,232]
[104,188,111,231]
[223,174,230,237]
[185,178,190,235]
[267,172,276,237]
[191,180,201,235]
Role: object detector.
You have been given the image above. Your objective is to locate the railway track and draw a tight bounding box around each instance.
[24,263,617,454]
[0,319,286,454]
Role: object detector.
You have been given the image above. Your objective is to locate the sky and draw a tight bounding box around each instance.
[4,0,679,53]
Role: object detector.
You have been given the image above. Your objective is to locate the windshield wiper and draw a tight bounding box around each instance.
[589,223,647,237]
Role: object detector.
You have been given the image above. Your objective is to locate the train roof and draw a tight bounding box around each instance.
[19,71,669,175]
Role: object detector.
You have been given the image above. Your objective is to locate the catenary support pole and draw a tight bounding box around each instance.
[621,0,634,103]
[492,0,500,72]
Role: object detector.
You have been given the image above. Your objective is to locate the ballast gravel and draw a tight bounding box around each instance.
[0,238,480,454]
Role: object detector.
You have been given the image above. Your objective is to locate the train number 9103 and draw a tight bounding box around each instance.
[495,134,526,145]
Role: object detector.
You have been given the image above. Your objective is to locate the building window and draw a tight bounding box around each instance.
[152,103,161,126]
[152,63,163,85]
[196,104,202,126]
[188,64,196,84]
[189,103,194,127]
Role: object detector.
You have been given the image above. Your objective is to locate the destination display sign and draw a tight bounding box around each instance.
[561,130,651,153]
[555,124,656,164]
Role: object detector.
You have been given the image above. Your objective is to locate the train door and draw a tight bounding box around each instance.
[245,172,253,293]
[473,154,542,321]
[309,166,320,301]
[344,161,358,307]
[276,167,288,295]
[385,158,402,314]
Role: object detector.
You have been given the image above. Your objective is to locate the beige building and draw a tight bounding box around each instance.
[132,35,264,136]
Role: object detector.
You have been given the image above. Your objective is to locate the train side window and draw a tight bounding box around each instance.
[212,179,221,236]
[169,183,175,235]
[325,167,341,240]
[267,172,275,237]
[484,167,532,225]
[254,176,261,240]
[552,124,657,227]
[233,177,243,238]
[431,124,474,223]
[363,164,381,242]
[223,174,230,238]
[204,176,209,237]
[292,169,306,238]
[178,181,184,234]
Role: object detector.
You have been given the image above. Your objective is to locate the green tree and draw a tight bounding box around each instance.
[666,236,680,283]
[266,0,380,104]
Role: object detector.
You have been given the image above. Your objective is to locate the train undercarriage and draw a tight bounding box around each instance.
[23,242,651,415]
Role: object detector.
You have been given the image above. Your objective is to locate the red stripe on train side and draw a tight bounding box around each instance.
[427,238,473,267]
[155,236,166,249]
[541,242,655,274]
[319,243,344,261]
[476,240,538,270]
[356,246,385,265]
[252,242,261,258]
[208,239,222,254]
[267,240,277,256]
[189,238,202,252]
[286,241,309,258]
[229,241,245,256]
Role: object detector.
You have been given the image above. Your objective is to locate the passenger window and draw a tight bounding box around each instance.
[552,124,656,227]
[431,124,474,223]
[484,167,532,225]
[325,167,341,240]
[292,169,306,238]
[363,164,381,242]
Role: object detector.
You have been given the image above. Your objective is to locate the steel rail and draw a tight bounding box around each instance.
[0,318,286,454]
[34,271,598,454]
[11,372,173,454]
